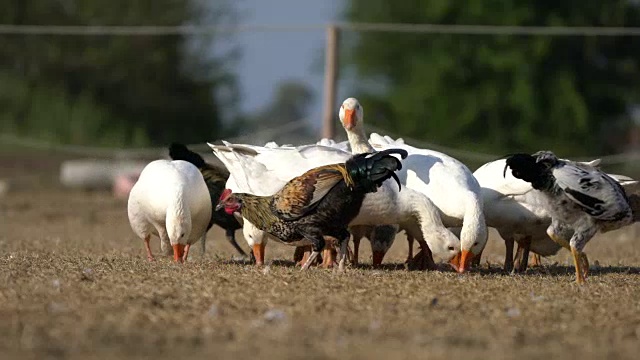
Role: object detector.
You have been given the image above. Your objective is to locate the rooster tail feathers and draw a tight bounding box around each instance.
[504,153,554,191]
[169,143,206,168]
[345,148,407,193]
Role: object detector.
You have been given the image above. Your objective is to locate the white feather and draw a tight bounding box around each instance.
[127,160,211,255]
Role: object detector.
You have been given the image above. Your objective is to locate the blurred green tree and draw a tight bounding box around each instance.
[342,0,640,158]
[0,0,239,146]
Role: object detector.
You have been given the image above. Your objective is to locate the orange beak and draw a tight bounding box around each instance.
[372,250,386,267]
[449,250,474,273]
[252,243,266,266]
[343,109,356,130]
[173,244,185,263]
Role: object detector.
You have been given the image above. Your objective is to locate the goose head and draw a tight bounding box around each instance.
[339,98,373,154]
[339,97,364,132]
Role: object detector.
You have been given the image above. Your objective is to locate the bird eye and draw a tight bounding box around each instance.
[448,246,455,251]
[180,233,185,238]
[473,242,479,246]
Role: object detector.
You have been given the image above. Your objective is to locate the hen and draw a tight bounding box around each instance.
[216,149,408,269]
[505,151,635,283]
[168,143,249,258]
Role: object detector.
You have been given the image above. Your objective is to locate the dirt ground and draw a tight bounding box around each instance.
[1,156,640,359]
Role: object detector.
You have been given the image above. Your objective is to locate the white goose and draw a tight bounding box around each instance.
[474,157,639,272]
[337,98,487,272]
[328,99,400,266]
[127,160,212,262]
[210,141,460,267]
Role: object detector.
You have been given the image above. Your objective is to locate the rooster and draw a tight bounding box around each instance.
[216,149,408,269]
[505,151,635,283]
[168,143,249,259]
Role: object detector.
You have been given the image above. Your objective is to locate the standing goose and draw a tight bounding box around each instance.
[505,151,636,283]
[337,98,400,266]
[127,160,212,262]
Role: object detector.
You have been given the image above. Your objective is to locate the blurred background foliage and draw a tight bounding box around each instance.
[343,0,640,158]
[0,0,239,147]
[0,0,638,175]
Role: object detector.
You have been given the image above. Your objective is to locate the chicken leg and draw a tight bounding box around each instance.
[547,226,589,284]
[226,229,248,258]
[300,229,327,271]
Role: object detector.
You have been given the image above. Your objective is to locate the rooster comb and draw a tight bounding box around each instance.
[219,188,233,201]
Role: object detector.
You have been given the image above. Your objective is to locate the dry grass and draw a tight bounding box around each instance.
[1,188,640,360]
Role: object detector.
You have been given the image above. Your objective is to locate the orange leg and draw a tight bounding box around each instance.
[144,235,155,261]
[183,244,191,262]
[321,237,337,269]
[172,244,185,263]
[253,243,266,265]
[530,253,542,267]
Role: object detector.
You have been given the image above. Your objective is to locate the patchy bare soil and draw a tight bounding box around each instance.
[1,187,640,360]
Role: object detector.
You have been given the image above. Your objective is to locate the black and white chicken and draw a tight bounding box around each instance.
[505,151,635,283]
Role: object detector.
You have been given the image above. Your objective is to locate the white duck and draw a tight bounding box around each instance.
[210,141,460,267]
[337,98,488,272]
[127,160,212,262]
[474,157,639,272]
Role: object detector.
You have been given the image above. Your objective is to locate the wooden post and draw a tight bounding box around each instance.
[321,24,339,139]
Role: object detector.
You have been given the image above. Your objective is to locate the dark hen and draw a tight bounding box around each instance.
[216,149,408,269]
[505,151,634,283]
[168,143,248,258]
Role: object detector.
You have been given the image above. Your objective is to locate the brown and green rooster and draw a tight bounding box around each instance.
[216,149,408,269]
[169,143,249,258]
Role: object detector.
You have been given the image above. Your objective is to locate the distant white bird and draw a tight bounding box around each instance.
[505,151,636,283]
[127,160,212,262]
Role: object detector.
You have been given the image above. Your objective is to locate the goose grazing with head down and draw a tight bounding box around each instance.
[338,97,488,272]
[505,151,637,284]
[127,160,212,262]
[168,143,248,259]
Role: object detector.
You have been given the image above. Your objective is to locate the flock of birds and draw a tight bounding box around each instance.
[127,98,640,284]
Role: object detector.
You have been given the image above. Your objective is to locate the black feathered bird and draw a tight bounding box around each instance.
[169,143,249,258]
[505,151,634,283]
[217,148,408,270]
